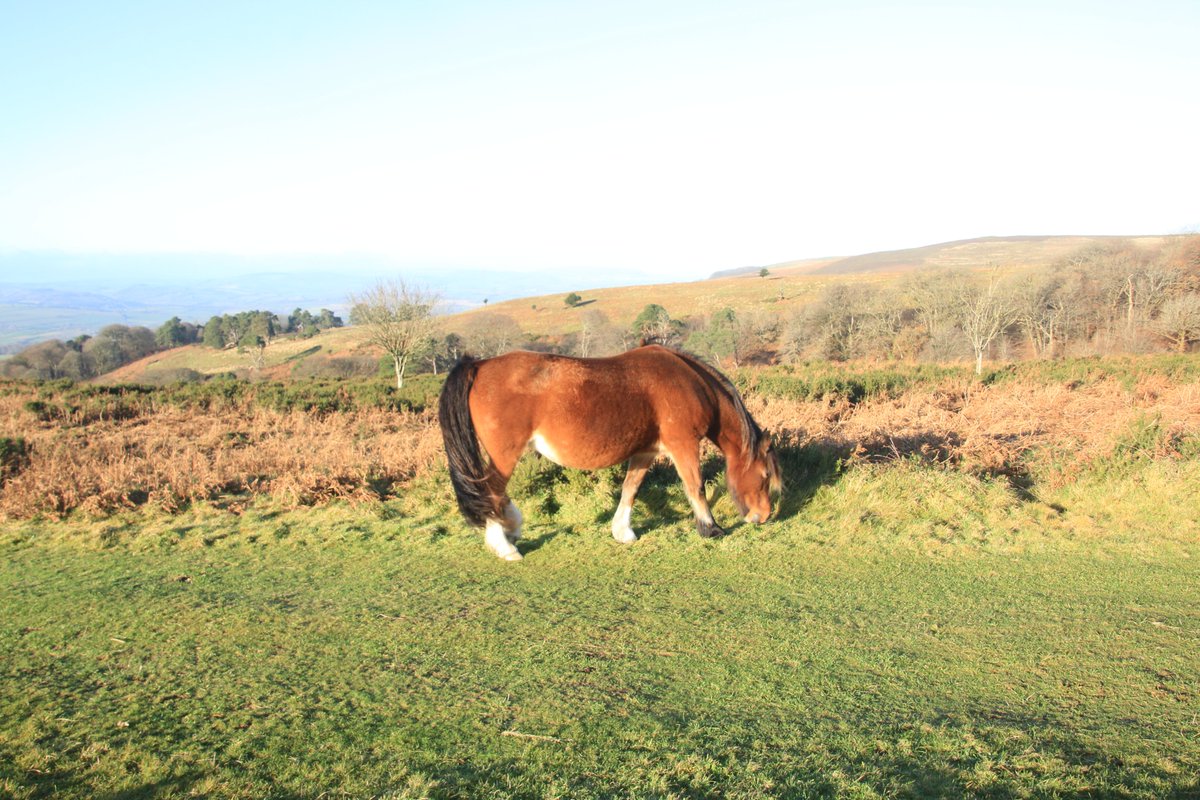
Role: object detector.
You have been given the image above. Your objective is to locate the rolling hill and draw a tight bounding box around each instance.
[97,234,1181,382]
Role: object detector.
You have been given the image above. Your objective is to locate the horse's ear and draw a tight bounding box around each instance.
[757,435,772,456]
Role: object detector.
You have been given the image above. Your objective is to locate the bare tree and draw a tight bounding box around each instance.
[958,272,1016,375]
[348,280,439,388]
[1151,295,1200,352]
[903,269,963,341]
[576,309,623,358]
[779,308,814,363]
[246,336,267,372]
[461,312,524,357]
[809,284,879,361]
[1012,273,1070,358]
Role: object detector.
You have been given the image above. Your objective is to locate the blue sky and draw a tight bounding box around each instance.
[1,0,1197,279]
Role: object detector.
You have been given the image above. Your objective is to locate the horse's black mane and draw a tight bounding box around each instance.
[668,348,764,456]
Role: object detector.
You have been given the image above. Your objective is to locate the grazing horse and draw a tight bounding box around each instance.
[438,345,782,560]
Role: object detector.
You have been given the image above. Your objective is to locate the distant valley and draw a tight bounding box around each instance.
[0,252,651,351]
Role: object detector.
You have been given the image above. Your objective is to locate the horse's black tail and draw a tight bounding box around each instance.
[438,355,492,527]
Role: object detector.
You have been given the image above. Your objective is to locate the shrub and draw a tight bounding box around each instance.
[144,368,204,385]
[291,356,379,380]
[0,437,29,482]
[23,400,55,421]
[744,362,969,403]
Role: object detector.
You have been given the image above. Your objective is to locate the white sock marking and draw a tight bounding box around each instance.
[504,501,524,543]
[485,519,522,560]
[611,502,637,543]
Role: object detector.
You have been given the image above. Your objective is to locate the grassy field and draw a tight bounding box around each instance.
[99,327,373,383]
[2,357,1199,798]
[2,462,1198,799]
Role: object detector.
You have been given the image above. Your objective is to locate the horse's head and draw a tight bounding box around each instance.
[729,435,783,524]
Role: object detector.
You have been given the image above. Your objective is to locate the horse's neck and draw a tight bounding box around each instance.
[710,389,749,465]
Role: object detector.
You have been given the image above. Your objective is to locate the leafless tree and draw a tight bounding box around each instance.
[1151,295,1200,352]
[575,309,623,358]
[576,309,599,358]
[958,272,1016,375]
[348,280,439,388]
[903,269,963,341]
[778,309,811,363]
[1012,273,1070,358]
[247,337,267,372]
[461,312,524,357]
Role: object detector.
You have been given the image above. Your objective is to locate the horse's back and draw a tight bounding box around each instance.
[467,347,714,470]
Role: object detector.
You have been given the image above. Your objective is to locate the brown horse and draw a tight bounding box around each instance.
[438,345,782,560]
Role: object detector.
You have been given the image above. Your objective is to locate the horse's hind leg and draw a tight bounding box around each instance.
[502,499,523,544]
[612,453,654,543]
[483,449,524,561]
[665,443,726,539]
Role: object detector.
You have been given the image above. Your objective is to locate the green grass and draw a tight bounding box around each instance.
[2,453,1199,799]
[740,362,972,404]
[5,373,446,419]
[738,354,1200,405]
[983,354,1200,389]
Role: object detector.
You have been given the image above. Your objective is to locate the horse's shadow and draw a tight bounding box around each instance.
[517,528,560,554]
[595,443,843,535]
[770,443,844,522]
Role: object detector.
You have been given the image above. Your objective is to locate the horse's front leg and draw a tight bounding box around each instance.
[612,453,654,543]
[666,443,726,539]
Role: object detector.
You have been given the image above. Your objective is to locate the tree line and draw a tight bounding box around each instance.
[1,308,343,380]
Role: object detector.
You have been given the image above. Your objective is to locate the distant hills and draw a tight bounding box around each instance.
[709,235,1179,280]
[0,235,1182,353]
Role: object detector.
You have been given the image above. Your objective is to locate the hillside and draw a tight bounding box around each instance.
[441,234,1175,338]
[705,235,1177,280]
[808,235,1172,275]
[98,326,374,383]
[99,233,1182,382]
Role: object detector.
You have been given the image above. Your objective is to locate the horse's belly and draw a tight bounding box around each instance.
[529,430,653,470]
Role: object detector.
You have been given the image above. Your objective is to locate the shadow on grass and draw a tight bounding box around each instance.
[508,427,1059,545]
[607,707,1200,800]
[772,442,844,522]
[6,767,207,800]
[518,528,561,555]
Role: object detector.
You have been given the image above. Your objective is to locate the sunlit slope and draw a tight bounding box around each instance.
[99,326,372,383]
[451,235,1172,336]
[100,234,1172,380]
[809,235,1173,275]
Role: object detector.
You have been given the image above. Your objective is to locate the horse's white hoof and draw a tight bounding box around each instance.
[501,551,523,562]
[612,528,638,544]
